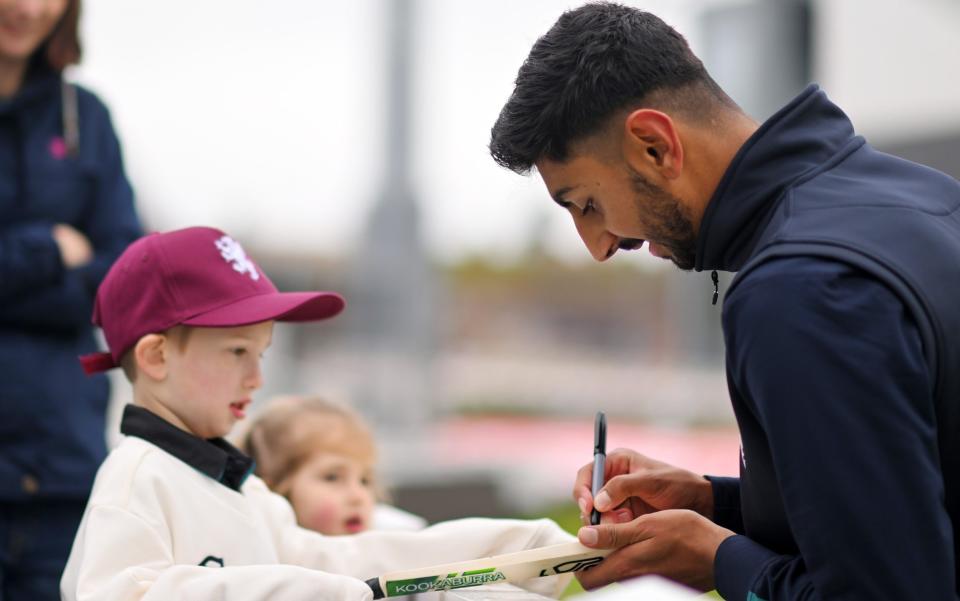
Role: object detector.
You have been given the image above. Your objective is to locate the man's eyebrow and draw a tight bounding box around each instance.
[551,186,574,208]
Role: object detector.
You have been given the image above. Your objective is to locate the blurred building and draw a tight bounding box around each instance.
[347,0,440,441]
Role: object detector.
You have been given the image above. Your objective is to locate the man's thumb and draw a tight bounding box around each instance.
[577,520,644,549]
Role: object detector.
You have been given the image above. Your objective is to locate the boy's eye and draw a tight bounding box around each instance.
[361,476,373,487]
[321,472,340,483]
[231,348,247,356]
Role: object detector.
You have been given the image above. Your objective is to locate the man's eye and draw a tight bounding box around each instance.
[322,473,340,483]
[231,348,247,356]
[581,199,595,216]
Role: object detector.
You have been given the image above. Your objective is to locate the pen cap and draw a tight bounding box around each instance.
[594,411,606,455]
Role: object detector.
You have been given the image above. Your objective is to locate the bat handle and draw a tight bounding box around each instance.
[366,577,385,599]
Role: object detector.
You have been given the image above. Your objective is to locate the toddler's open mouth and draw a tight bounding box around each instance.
[344,516,365,533]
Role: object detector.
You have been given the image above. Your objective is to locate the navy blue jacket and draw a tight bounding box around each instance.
[698,86,960,599]
[0,65,141,501]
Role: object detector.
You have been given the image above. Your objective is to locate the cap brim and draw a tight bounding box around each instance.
[182,291,345,327]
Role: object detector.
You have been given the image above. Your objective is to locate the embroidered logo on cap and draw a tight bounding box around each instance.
[215,235,260,281]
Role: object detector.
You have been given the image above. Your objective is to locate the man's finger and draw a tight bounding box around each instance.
[573,461,594,490]
[596,471,663,511]
[572,462,595,507]
[575,544,649,590]
[577,518,651,550]
[584,448,646,489]
[605,447,653,474]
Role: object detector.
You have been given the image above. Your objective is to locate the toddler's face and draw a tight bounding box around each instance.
[287,451,376,535]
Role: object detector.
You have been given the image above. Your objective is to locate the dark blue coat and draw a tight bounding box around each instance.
[0,65,142,501]
[699,86,960,599]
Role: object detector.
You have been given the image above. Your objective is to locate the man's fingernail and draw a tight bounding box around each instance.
[578,527,599,545]
[594,491,611,510]
[578,497,588,514]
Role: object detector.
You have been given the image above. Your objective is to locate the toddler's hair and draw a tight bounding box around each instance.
[239,396,377,498]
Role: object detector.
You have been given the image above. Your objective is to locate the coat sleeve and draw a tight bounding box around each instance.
[705,476,743,534]
[0,221,64,301]
[72,90,142,290]
[250,481,576,598]
[60,504,376,601]
[715,257,956,600]
[0,90,141,329]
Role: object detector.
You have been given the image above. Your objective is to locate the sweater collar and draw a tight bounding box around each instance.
[695,84,860,272]
[120,404,254,491]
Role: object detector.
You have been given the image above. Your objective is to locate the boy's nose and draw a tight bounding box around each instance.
[244,362,264,390]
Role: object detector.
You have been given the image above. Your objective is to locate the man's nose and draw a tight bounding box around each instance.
[574,218,619,262]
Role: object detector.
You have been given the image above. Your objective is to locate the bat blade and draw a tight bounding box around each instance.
[366,541,612,598]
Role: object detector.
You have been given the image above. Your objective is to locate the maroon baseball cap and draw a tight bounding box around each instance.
[80,226,345,374]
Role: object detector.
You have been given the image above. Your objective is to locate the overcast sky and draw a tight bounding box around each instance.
[74,0,959,264]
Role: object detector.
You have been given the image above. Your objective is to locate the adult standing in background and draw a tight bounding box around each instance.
[0,0,141,598]
[490,3,959,599]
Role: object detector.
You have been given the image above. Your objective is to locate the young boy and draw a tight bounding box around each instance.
[61,226,574,601]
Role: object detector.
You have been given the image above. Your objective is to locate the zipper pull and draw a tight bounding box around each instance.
[711,270,719,305]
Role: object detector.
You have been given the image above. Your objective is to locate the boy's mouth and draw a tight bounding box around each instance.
[229,400,250,419]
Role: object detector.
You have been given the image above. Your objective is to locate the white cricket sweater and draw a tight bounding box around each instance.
[61,407,574,601]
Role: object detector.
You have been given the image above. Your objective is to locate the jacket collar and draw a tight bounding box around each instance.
[0,62,60,116]
[694,84,860,272]
[120,404,254,491]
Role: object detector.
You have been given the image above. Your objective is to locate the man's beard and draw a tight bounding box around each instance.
[628,170,697,271]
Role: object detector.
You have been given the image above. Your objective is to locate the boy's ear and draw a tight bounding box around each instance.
[134,334,169,381]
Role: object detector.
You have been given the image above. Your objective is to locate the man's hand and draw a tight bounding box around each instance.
[52,223,93,268]
[573,448,714,525]
[575,509,734,591]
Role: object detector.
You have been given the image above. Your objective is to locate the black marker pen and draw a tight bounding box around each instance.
[590,411,606,526]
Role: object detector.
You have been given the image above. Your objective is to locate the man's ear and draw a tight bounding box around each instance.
[134,334,169,381]
[621,109,684,180]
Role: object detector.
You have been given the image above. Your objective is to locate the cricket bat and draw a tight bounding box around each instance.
[365,541,612,598]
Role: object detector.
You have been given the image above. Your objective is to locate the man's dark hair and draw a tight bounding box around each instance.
[490,2,735,174]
